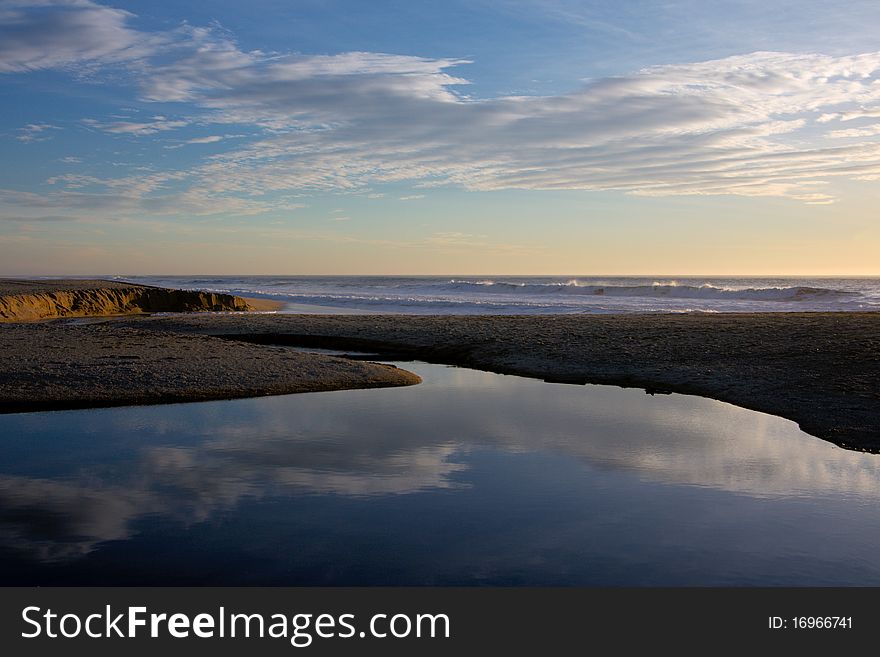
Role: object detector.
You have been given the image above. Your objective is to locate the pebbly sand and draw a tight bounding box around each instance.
[0,321,419,413]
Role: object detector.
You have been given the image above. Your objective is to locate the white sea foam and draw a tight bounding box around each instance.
[116,275,879,315]
[447,279,856,302]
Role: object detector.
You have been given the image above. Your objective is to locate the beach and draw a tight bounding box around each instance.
[0,321,419,413]
[109,311,878,452]
[0,280,876,451]
[6,0,880,626]
[0,280,419,411]
[2,283,879,588]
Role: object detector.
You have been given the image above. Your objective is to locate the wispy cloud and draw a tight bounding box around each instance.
[248,227,540,257]
[817,108,880,123]
[16,122,59,142]
[131,30,880,204]
[0,0,162,73]
[3,1,880,222]
[163,135,229,149]
[826,124,880,139]
[82,116,188,135]
[1,164,288,221]
[184,135,224,144]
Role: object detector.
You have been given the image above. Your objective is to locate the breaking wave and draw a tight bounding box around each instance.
[446,280,856,302]
[117,275,877,315]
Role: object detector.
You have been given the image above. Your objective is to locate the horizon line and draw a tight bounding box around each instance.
[3,273,879,279]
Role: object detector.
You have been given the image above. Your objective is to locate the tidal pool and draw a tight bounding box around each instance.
[1,361,879,585]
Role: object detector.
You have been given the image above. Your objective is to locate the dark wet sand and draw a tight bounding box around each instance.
[0,322,420,413]
[1,287,877,451]
[107,312,880,452]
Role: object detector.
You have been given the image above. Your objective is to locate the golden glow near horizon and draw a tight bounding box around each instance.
[2,188,878,276]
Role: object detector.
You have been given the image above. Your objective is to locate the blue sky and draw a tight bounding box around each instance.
[2,0,880,275]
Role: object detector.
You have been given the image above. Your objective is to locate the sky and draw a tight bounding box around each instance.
[1,0,880,276]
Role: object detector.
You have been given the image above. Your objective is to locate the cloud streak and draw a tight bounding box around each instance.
[0,0,161,73]
[134,32,880,205]
[82,116,188,135]
[16,122,59,142]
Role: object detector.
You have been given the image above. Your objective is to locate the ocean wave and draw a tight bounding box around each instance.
[447,280,857,302]
[116,275,876,314]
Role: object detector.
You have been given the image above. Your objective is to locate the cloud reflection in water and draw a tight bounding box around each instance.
[1,362,878,566]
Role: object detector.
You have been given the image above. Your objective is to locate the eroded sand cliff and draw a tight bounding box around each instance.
[0,279,256,321]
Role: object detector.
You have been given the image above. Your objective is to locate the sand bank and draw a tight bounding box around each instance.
[0,279,282,322]
[110,312,880,452]
[0,322,419,413]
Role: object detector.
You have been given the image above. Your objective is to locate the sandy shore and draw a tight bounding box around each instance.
[104,312,880,452]
[0,279,420,411]
[0,278,283,321]
[1,288,877,450]
[0,322,419,413]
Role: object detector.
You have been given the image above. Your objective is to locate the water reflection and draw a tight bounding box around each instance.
[0,475,143,562]
[2,362,879,584]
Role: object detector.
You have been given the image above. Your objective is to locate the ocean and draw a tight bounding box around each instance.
[116,275,880,314]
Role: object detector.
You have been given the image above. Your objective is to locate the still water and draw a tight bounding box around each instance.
[2,362,879,585]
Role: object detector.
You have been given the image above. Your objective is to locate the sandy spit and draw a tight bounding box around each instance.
[0,322,420,413]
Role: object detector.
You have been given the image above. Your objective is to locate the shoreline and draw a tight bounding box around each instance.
[0,322,420,413]
[110,311,880,452]
[0,279,876,451]
[242,296,286,311]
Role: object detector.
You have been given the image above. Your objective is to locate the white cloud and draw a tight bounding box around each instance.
[827,123,880,139]
[16,122,59,142]
[5,2,880,215]
[164,134,237,149]
[135,39,880,203]
[82,116,188,135]
[0,0,160,73]
[2,165,279,221]
[138,29,471,112]
[817,107,880,123]
[185,135,224,144]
